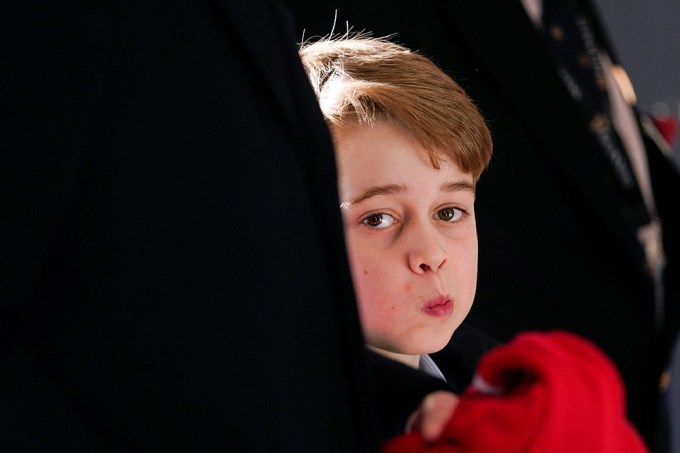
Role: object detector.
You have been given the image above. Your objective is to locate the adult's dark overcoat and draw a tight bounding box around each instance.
[0,0,455,449]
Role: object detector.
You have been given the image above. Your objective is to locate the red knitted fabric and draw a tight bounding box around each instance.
[383,331,648,453]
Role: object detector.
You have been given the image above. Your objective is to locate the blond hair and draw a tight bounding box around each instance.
[299,36,492,181]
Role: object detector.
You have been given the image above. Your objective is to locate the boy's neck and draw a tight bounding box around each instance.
[369,346,420,369]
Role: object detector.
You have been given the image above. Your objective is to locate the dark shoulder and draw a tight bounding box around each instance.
[430,323,501,393]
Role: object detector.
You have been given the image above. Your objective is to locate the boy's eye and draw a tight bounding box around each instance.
[362,213,396,229]
[436,207,464,222]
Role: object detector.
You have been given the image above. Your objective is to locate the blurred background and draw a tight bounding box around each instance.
[594,0,680,167]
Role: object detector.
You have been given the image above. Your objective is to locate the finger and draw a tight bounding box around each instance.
[419,391,459,441]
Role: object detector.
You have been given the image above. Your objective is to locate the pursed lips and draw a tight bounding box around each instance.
[422,295,454,317]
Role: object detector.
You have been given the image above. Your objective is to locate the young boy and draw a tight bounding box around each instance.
[299,37,492,379]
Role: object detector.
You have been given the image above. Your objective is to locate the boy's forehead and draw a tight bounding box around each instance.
[335,123,475,206]
[334,122,467,177]
[333,121,424,158]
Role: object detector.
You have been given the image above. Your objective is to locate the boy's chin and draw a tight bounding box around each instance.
[428,329,458,353]
[410,334,455,356]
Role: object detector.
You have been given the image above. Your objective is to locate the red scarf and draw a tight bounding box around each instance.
[383,331,648,453]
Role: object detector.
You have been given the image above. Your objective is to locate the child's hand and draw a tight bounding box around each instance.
[404,390,459,441]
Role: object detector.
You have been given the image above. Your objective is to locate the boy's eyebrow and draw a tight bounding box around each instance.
[350,184,407,205]
[342,180,474,209]
[441,180,476,193]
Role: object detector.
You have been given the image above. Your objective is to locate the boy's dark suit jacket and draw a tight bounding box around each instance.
[0,0,450,449]
[287,0,680,444]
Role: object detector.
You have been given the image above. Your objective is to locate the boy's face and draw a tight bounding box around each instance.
[335,122,478,363]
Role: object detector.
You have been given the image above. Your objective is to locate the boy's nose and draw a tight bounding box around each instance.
[407,226,448,274]
[417,260,447,272]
